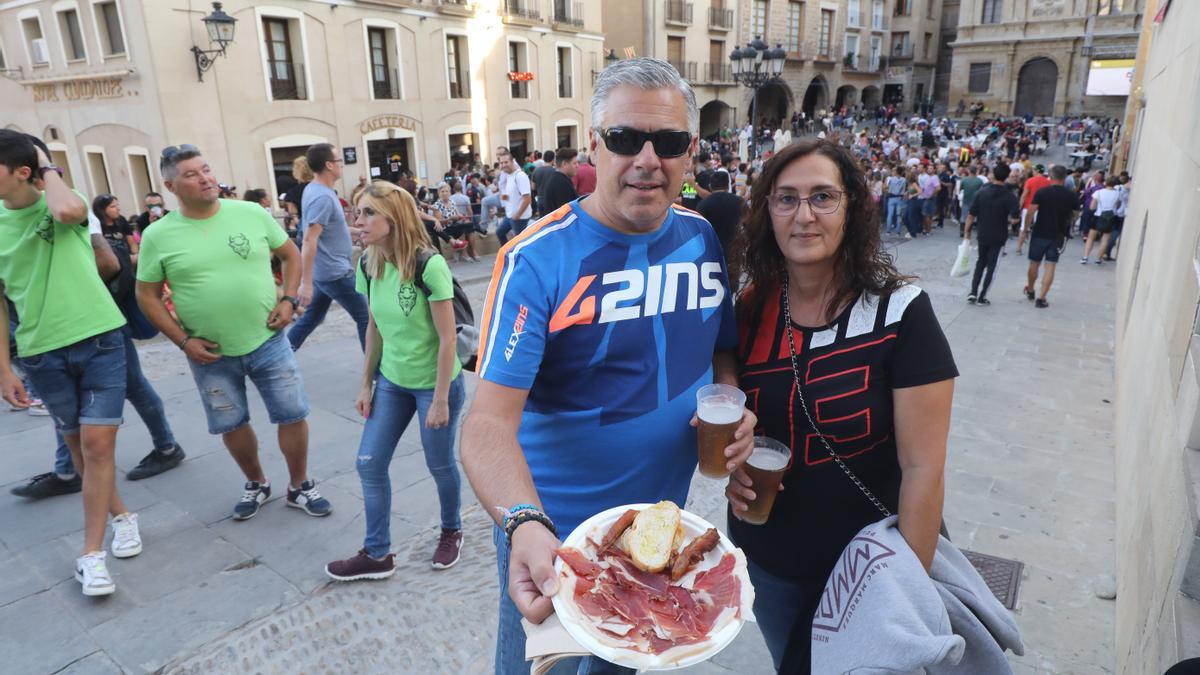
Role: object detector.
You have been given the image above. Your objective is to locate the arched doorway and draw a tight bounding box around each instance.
[835,84,858,110]
[801,76,828,118]
[1014,57,1058,117]
[751,82,792,129]
[700,100,732,139]
[862,85,882,108]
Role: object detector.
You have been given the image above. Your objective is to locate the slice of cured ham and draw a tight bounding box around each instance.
[558,545,745,656]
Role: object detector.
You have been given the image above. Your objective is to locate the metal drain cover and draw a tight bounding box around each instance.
[962,549,1024,610]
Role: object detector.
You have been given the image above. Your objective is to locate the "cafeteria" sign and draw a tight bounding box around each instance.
[359,114,419,135]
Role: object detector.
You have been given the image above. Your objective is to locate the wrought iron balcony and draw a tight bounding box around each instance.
[708,7,733,30]
[665,0,693,26]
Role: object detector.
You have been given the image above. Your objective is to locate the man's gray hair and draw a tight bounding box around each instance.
[161,148,202,181]
[591,57,698,136]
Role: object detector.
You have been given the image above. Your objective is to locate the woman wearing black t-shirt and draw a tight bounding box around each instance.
[724,139,958,673]
[92,194,137,263]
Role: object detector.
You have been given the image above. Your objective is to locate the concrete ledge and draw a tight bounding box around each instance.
[1183,447,1200,602]
[1173,446,1200,666]
[1177,591,1200,661]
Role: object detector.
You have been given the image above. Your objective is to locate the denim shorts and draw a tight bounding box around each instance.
[19,328,127,435]
[1028,237,1062,263]
[187,331,309,435]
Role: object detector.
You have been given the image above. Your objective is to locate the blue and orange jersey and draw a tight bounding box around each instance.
[477,200,738,534]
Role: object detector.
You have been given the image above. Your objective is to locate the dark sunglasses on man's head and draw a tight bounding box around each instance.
[159,144,200,169]
[598,127,692,158]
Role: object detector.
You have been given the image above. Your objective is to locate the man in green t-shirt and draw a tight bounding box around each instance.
[136,145,332,522]
[0,130,139,597]
[958,165,985,237]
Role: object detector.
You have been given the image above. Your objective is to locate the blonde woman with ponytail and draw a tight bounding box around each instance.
[325,181,467,581]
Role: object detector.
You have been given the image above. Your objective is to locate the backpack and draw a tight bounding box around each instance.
[105,238,159,340]
[359,250,479,368]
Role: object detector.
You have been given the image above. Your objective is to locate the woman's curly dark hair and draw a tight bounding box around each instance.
[730,138,910,320]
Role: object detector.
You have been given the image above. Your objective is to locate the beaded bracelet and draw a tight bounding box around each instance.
[503,503,540,526]
[504,509,556,548]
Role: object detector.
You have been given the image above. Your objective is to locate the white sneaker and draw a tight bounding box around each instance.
[26,399,50,416]
[75,551,115,596]
[111,512,142,558]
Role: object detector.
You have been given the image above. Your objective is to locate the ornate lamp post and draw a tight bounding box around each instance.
[191,2,237,82]
[730,37,786,158]
[593,49,620,84]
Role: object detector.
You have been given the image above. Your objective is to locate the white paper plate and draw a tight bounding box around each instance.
[551,503,754,671]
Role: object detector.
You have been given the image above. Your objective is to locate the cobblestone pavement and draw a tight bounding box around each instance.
[2,151,1115,672]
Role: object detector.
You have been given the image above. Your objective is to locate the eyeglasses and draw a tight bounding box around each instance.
[160,144,200,170]
[598,127,692,158]
[767,190,845,216]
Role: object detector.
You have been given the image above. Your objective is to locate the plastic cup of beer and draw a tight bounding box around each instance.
[741,436,791,525]
[696,384,746,478]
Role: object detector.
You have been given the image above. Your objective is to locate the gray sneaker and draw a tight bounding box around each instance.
[233,481,270,520]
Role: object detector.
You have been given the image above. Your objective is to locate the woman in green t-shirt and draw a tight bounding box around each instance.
[325,181,467,581]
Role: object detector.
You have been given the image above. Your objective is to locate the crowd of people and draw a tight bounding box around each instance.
[1,55,1122,673]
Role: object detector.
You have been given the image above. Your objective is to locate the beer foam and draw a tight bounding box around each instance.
[747,447,789,471]
[698,401,742,424]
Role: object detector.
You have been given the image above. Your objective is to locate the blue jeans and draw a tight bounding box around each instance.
[481,194,503,228]
[20,328,126,435]
[54,326,177,475]
[287,271,370,350]
[496,218,530,245]
[358,373,465,558]
[492,525,634,675]
[885,196,905,232]
[905,199,924,236]
[743,557,822,673]
[187,332,309,435]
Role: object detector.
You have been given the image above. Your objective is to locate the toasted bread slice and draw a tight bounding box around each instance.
[623,501,683,573]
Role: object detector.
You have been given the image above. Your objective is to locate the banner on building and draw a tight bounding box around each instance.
[1086,59,1135,96]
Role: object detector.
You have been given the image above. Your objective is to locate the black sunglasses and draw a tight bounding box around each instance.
[160,144,200,169]
[598,127,692,158]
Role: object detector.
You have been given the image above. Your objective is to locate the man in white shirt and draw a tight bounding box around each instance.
[495,149,532,245]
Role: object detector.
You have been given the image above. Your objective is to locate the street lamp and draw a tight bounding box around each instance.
[191,2,237,82]
[730,36,786,158]
[594,49,619,84]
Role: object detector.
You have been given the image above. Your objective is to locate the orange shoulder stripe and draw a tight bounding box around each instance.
[475,204,576,374]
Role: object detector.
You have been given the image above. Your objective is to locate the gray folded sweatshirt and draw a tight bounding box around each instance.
[811,516,1024,674]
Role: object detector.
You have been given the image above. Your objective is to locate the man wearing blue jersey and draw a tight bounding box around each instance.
[461,58,756,674]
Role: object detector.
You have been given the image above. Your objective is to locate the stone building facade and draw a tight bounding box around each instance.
[602,0,742,138]
[932,0,958,108]
[0,0,603,210]
[886,0,945,113]
[726,0,915,132]
[1110,0,1200,671]
[947,0,1143,118]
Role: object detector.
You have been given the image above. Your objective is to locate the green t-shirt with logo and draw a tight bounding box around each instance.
[356,252,461,390]
[0,192,125,356]
[137,199,288,357]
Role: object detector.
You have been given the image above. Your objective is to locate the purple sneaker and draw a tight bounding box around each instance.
[432,528,463,570]
[326,549,396,581]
